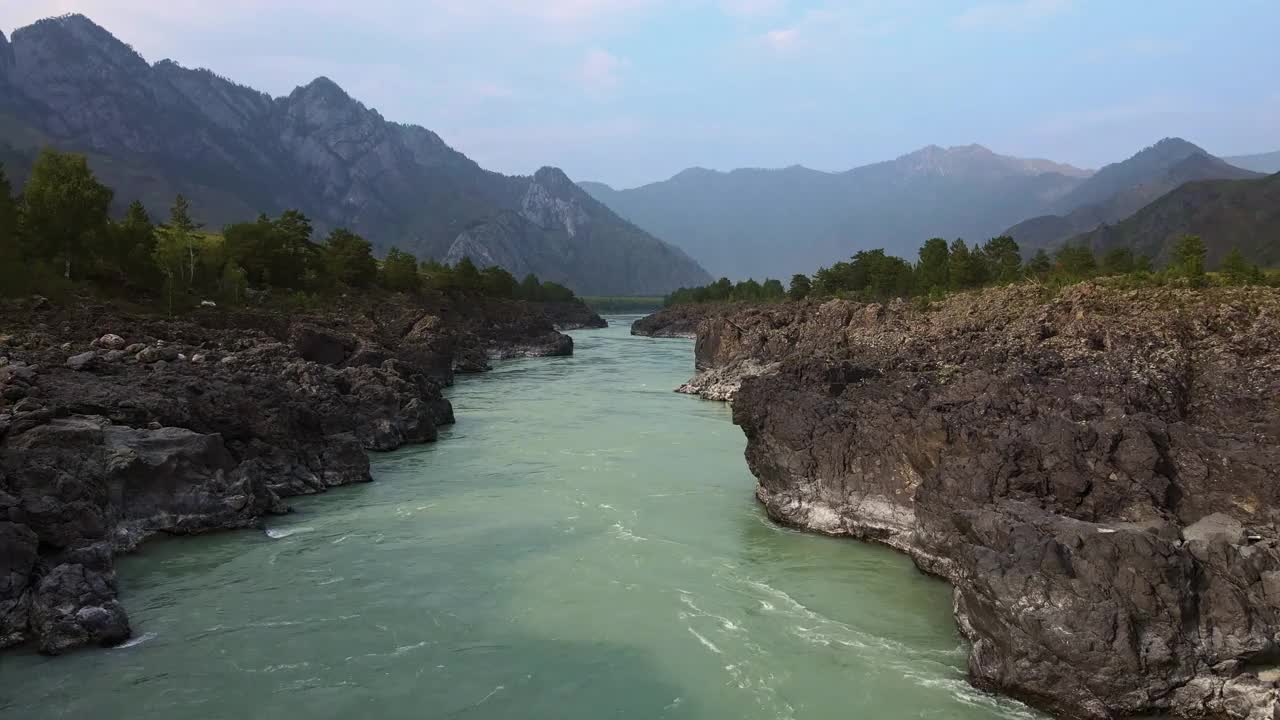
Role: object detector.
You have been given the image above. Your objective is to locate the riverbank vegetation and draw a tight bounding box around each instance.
[663,234,1277,307]
[0,150,576,311]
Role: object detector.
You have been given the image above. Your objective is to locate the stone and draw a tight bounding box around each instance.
[93,334,126,350]
[65,351,98,371]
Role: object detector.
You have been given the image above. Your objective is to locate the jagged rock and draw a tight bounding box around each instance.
[29,543,129,655]
[691,283,1280,720]
[0,290,589,656]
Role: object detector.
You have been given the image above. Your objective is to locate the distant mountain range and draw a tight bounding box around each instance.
[1068,172,1280,268]
[0,14,710,295]
[1005,138,1262,254]
[584,138,1272,279]
[1225,150,1280,175]
[582,145,1092,280]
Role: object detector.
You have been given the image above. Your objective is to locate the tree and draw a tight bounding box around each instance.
[105,200,159,283]
[21,149,113,279]
[224,215,278,286]
[1172,234,1207,286]
[916,238,950,291]
[450,256,483,292]
[788,273,811,300]
[761,278,786,300]
[1220,247,1260,287]
[169,194,202,286]
[948,239,981,289]
[480,265,518,298]
[0,164,17,259]
[1101,247,1136,275]
[322,228,377,288]
[380,247,420,292]
[1055,243,1097,279]
[518,273,543,300]
[1027,249,1052,277]
[981,236,1021,283]
[271,210,317,289]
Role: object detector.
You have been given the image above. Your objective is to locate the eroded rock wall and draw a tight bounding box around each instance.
[696,284,1280,719]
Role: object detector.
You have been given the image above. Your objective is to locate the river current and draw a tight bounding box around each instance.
[0,317,1039,719]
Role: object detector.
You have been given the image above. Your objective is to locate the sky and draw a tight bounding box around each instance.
[7,0,1279,188]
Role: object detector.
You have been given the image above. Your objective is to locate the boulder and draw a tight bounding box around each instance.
[65,351,98,371]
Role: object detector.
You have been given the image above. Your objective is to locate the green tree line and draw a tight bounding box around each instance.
[0,149,576,309]
[665,233,1275,307]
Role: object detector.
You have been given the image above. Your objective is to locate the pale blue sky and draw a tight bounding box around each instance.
[11,0,1279,187]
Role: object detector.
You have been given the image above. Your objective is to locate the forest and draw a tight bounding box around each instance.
[665,232,1274,306]
[0,149,576,310]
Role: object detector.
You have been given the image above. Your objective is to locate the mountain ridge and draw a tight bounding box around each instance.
[580,143,1094,279]
[1005,139,1262,253]
[0,13,711,295]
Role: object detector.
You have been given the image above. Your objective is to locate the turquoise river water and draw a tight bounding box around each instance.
[0,317,1040,720]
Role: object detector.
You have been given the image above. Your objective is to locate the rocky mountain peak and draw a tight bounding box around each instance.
[523,169,590,236]
[12,13,148,75]
[531,166,577,193]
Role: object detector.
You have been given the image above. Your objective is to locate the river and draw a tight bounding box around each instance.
[0,317,1038,720]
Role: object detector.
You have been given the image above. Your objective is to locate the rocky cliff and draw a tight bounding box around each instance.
[0,292,600,655]
[0,14,710,295]
[682,285,1280,719]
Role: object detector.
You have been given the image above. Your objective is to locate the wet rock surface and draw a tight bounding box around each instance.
[0,292,600,655]
[688,284,1280,719]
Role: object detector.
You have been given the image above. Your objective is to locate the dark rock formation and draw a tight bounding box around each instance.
[688,284,1280,719]
[630,304,727,339]
[0,291,592,656]
[538,301,609,331]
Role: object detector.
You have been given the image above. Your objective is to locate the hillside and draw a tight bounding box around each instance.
[582,145,1091,280]
[1005,140,1262,253]
[1067,173,1280,267]
[443,168,709,295]
[1225,150,1280,174]
[0,15,710,295]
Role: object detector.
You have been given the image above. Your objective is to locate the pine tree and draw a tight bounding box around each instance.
[1220,247,1252,286]
[1172,234,1207,286]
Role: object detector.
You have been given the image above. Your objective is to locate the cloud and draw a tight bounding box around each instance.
[580,48,626,96]
[760,28,801,52]
[954,0,1072,31]
[719,0,787,19]
[751,3,912,57]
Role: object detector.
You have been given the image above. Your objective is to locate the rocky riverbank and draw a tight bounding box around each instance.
[0,292,602,655]
[679,283,1280,720]
[629,303,729,338]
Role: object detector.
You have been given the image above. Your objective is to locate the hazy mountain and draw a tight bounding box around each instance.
[582,145,1091,280]
[1006,139,1262,253]
[444,168,710,295]
[0,14,710,295]
[1225,150,1280,174]
[1066,173,1280,268]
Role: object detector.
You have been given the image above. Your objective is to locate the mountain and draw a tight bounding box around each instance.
[1066,173,1280,268]
[444,168,710,295]
[581,145,1092,280]
[1004,139,1262,254]
[0,14,710,295]
[1225,150,1280,175]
